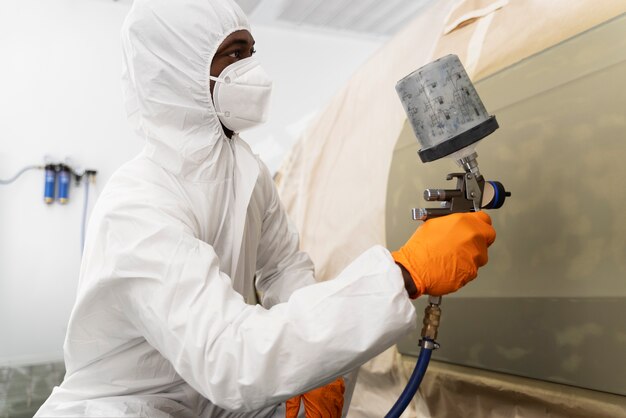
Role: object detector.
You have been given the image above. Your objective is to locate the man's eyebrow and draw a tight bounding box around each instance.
[218,38,254,51]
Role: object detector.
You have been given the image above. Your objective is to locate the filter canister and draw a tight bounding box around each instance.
[395,54,498,162]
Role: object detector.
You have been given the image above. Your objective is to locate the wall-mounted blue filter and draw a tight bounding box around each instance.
[44,164,56,204]
[58,165,71,204]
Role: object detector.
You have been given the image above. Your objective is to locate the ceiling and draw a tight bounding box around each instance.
[235,0,434,39]
[105,0,434,39]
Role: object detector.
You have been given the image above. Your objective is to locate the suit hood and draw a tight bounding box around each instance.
[121,0,250,177]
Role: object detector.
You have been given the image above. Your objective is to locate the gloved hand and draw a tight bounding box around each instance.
[392,212,496,298]
[285,378,345,418]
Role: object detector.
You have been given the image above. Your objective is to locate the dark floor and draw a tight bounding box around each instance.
[0,362,65,418]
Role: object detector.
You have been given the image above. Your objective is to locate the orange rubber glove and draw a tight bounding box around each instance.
[285,378,345,418]
[392,212,496,298]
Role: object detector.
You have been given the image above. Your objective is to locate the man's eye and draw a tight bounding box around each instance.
[228,50,241,58]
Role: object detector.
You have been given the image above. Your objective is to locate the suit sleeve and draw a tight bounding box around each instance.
[105,195,416,413]
[254,165,317,308]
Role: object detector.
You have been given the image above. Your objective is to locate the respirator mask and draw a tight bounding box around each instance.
[209,56,273,133]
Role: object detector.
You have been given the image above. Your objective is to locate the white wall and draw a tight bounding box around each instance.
[245,24,383,172]
[0,0,141,365]
[0,0,381,365]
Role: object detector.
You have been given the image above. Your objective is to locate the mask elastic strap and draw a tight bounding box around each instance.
[209,75,232,84]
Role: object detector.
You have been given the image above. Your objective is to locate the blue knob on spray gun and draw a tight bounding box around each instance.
[44,164,56,204]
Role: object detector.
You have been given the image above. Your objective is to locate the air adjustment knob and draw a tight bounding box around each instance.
[482,181,511,209]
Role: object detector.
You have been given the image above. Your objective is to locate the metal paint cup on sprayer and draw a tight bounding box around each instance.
[395,54,499,163]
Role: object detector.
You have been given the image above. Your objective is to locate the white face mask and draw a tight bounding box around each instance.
[209,56,273,133]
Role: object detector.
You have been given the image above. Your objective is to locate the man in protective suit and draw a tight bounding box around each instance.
[36,0,495,417]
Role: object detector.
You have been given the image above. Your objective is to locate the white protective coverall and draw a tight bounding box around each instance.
[35,0,417,417]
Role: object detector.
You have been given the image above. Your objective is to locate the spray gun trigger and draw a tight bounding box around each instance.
[464,173,484,211]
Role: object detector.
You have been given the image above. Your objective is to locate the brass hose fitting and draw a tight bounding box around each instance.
[420,296,442,341]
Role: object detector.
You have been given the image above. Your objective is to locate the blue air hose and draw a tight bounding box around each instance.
[385,339,434,418]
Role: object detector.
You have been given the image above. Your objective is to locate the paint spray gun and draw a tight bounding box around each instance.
[386,54,510,417]
[396,54,510,220]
